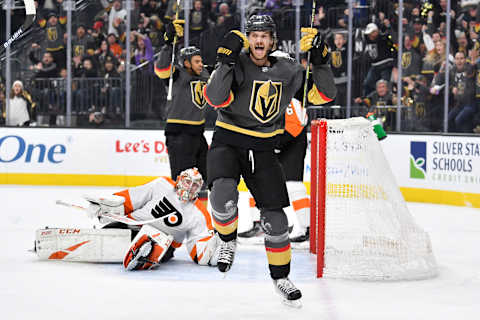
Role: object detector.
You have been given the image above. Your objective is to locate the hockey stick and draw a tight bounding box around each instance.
[56,200,172,226]
[1,0,36,56]
[166,0,181,101]
[300,0,317,127]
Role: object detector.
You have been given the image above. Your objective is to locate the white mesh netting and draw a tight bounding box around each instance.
[320,117,437,280]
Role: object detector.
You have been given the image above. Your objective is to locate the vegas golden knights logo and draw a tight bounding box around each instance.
[249,80,282,123]
[190,80,207,109]
[415,102,425,118]
[74,45,84,57]
[47,27,58,41]
[402,52,412,69]
[331,51,342,68]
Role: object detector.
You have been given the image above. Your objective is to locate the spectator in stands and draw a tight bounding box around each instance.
[133,31,154,67]
[189,0,209,47]
[355,79,395,130]
[331,32,349,107]
[399,34,423,82]
[94,39,118,74]
[34,11,66,70]
[108,0,127,37]
[408,75,433,132]
[29,51,58,78]
[447,51,476,133]
[421,39,451,84]
[100,56,123,116]
[6,81,35,127]
[362,23,397,96]
[74,57,99,114]
[72,24,96,57]
[107,33,123,59]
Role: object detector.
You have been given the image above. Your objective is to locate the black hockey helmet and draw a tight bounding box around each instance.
[179,46,201,65]
[246,15,277,50]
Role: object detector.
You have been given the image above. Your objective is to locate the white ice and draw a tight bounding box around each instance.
[1,185,479,320]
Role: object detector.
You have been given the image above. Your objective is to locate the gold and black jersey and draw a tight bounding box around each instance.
[154,44,210,135]
[205,52,336,150]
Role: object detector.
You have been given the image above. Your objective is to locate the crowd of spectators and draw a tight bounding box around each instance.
[0,0,480,134]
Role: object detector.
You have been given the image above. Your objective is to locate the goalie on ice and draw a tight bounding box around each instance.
[34,168,221,270]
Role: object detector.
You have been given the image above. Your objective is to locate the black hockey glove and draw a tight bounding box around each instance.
[310,34,330,66]
[216,30,249,65]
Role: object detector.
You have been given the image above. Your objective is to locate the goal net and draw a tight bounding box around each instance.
[310,117,437,280]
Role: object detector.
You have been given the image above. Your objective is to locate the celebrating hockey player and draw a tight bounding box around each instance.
[203,15,336,306]
[154,19,210,207]
[35,168,221,271]
[239,97,310,243]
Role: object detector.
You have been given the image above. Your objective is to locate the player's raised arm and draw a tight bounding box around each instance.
[204,31,248,108]
[300,28,337,104]
[154,20,184,80]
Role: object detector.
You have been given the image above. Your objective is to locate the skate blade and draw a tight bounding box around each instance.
[282,298,302,309]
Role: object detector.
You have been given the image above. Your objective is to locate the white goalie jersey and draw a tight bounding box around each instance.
[113,177,216,265]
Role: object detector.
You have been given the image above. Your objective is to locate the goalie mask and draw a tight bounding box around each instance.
[175,168,203,202]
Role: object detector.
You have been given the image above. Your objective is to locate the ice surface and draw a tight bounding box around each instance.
[1,185,479,320]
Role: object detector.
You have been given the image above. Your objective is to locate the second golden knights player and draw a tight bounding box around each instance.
[154,20,209,204]
[203,15,336,304]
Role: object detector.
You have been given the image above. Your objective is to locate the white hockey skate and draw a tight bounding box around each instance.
[273,277,302,308]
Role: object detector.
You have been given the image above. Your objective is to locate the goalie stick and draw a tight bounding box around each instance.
[1,0,36,55]
[56,200,176,226]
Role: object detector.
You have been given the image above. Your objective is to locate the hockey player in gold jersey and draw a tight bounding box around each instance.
[203,15,336,306]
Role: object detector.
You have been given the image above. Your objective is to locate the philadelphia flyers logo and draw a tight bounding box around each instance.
[151,197,182,227]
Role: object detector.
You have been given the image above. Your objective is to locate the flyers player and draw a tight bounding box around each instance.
[154,19,210,207]
[239,98,310,244]
[203,15,336,306]
[86,168,220,270]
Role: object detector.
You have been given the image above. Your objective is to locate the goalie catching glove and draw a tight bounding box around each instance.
[164,19,184,44]
[83,194,125,221]
[300,27,330,65]
[216,30,249,65]
[123,225,174,271]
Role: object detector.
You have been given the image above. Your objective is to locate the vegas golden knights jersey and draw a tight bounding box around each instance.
[155,45,210,135]
[204,52,336,150]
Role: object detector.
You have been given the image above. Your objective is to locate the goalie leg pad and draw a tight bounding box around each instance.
[123,225,173,271]
[34,228,132,262]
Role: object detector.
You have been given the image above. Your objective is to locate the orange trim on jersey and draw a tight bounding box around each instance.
[114,189,134,218]
[198,235,213,242]
[163,176,177,187]
[203,85,234,108]
[249,197,256,208]
[172,241,182,248]
[189,245,197,261]
[292,198,310,211]
[48,240,90,260]
[154,64,173,79]
[195,200,213,230]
